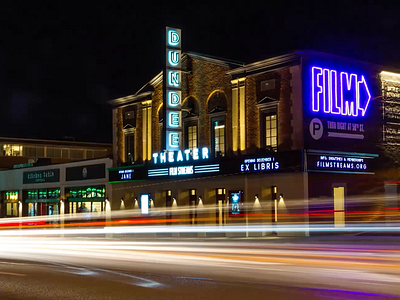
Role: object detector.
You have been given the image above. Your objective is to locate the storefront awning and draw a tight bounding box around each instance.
[25,198,59,203]
[67,197,105,202]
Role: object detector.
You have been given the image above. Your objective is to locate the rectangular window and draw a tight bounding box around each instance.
[2,144,23,156]
[48,189,60,199]
[54,148,62,158]
[125,111,135,120]
[94,150,105,158]
[38,189,47,199]
[36,147,44,157]
[125,133,135,164]
[61,149,69,158]
[213,120,225,157]
[70,149,78,159]
[86,150,93,159]
[47,148,54,158]
[187,125,197,151]
[28,147,36,157]
[76,149,84,159]
[265,114,277,150]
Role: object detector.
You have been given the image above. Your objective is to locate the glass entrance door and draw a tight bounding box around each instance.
[334,187,345,227]
[6,203,18,217]
[28,203,37,216]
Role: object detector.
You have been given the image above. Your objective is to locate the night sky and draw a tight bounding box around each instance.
[0,2,398,143]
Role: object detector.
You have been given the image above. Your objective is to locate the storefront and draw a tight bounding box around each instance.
[0,158,113,217]
[66,185,106,214]
[63,162,109,215]
[22,168,61,217]
[109,148,307,234]
[1,191,20,217]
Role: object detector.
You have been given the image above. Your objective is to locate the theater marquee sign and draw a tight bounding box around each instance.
[164,27,182,151]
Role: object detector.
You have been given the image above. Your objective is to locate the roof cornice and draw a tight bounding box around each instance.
[148,71,163,87]
[108,91,154,107]
[185,52,244,68]
[0,137,111,147]
[226,52,301,76]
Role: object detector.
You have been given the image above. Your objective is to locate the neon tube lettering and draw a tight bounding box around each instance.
[311,66,371,117]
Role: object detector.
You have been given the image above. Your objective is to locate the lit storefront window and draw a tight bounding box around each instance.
[2,144,23,156]
[66,186,106,214]
[265,114,277,151]
[24,189,60,216]
[5,191,18,201]
[4,191,19,217]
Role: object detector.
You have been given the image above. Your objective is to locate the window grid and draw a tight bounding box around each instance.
[0,144,107,159]
[214,122,225,156]
[265,115,277,150]
[187,125,197,151]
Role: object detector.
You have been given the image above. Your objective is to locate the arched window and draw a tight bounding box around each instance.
[182,97,199,150]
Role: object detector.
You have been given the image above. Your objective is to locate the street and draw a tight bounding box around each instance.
[0,235,399,299]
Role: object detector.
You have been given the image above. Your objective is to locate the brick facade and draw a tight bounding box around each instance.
[112,53,299,165]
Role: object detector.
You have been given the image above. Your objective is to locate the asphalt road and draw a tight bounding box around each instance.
[0,236,399,299]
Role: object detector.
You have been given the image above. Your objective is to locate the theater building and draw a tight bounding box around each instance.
[108,28,400,232]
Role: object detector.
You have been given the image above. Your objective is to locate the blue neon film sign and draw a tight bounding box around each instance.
[311,66,371,117]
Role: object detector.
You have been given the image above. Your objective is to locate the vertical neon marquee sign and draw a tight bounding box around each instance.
[311,66,371,117]
[164,27,182,150]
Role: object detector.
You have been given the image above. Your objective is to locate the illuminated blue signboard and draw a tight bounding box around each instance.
[307,150,377,174]
[230,191,243,215]
[148,164,220,178]
[304,57,378,151]
[148,147,219,178]
[108,165,145,183]
[152,147,209,164]
[164,27,182,151]
[240,157,280,173]
[311,66,371,117]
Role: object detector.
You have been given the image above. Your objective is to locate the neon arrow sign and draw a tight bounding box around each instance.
[311,66,371,117]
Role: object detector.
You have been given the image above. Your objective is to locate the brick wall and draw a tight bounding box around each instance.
[245,77,258,152]
[183,56,232,150]
[114,57,297,166]
[278,68,293,151]
[151,82,163,154]
[116,108,124,164]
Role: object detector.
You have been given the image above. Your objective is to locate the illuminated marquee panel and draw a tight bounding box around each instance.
[148,148,217,178]
[240,157,280,173]
[307,150,377,174]
[108,166,145,183]
[311,66,371,117]
[165,27,182,150]
[152,147,209,164]
[148,164,220,178]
